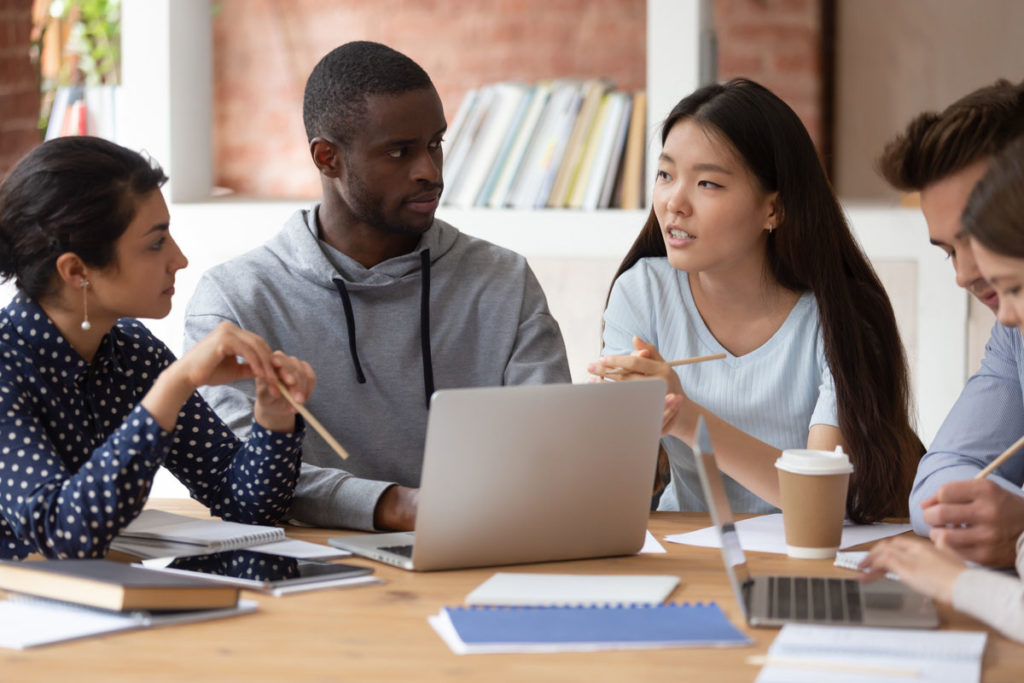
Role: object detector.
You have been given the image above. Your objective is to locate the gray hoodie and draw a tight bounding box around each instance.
[184,207,570,530]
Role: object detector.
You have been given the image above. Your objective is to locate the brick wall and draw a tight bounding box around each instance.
[0,0,41,177]
[212,0,826,198]
[713,0,826,157]
[211,0,647,198]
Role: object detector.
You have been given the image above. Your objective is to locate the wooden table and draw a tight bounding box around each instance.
[3,499,1021,681]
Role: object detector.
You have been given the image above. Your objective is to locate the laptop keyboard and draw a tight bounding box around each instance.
[766,576,863,623]
[379,544,414,558]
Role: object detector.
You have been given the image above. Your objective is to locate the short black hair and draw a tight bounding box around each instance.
[0,136,167,301]
[302,41,434,146]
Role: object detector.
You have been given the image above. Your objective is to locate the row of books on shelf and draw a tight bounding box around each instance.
[44,85,120,142]
[442,79,647,211]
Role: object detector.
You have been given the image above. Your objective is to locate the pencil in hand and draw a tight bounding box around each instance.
[272,378,350,461]
[603,352,727,376]
[975,433,1024,480]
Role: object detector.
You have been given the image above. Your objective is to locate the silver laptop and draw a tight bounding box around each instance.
[691,416,939,629]
[328,379,665,571]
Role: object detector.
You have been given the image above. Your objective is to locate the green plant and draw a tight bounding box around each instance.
[57,0,121,85]
[33,0,121,134]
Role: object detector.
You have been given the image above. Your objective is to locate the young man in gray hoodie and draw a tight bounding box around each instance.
[184,41,571,532]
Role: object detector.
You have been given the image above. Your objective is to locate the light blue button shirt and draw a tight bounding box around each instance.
[910,322,1024,535]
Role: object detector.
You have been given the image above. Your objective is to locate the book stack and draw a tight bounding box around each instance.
[44,85,120,141]
[0,559,256,649]
[441,79,647,210]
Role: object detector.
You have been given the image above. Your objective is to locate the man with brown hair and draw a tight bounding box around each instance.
[878,78,1024,567]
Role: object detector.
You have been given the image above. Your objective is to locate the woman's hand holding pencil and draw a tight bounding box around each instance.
[587,337,725,442]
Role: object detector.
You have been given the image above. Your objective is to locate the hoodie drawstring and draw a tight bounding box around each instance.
[419,250,434,409]
[333,279,366,384]
[332,249,435,409]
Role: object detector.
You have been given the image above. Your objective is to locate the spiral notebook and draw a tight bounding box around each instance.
[428,602,751,654]
[110,510,285,558]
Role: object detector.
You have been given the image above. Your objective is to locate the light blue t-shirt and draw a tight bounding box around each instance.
[603,257,839,513]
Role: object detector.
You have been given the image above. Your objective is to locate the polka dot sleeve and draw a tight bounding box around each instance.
[163,389,303,526]
[0,398,170,559]
[0,297,302,560]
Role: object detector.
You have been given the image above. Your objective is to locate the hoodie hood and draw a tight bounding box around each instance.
[275,205,452,407]
[277,205,460,292]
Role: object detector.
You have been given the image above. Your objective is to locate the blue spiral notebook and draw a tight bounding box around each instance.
[429,602,750,654]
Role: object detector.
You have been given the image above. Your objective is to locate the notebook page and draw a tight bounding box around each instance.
[0,597,141,649]
[756,623,987,683]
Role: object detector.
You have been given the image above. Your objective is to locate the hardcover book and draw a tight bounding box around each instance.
[0,559,239,612]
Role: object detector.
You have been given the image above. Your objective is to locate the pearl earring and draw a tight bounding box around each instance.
[768,222,774,234]
[80,279,91,331]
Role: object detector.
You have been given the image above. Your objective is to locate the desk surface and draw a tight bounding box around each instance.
[3,499,1020,681]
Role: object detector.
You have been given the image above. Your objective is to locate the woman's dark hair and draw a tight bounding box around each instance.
[962,134,1024,258]
[0,136,167,301]
[610,78,922,523]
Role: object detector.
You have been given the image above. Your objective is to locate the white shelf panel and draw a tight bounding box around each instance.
[435,208,648,258]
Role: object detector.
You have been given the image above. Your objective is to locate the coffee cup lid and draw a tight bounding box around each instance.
[774,446,854,475]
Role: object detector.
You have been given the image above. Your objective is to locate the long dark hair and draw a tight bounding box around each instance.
[962,135,1024,257]
[611,79,921,522]
[0,136,168,301]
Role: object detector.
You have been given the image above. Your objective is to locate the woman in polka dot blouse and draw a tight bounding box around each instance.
[0,137,316,559]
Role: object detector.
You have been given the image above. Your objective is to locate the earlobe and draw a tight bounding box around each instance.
[310,137,342,179]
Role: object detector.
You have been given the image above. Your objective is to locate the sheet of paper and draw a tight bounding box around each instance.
[834,550,901,581]
[639,530,666,554]
[664,513,911,554]
[755,623,986,683]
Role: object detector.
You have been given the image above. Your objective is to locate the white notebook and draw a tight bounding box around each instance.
[756,624,987,683]
[110,510,285,557]
[465,573,680,607]
[0,595,257,650]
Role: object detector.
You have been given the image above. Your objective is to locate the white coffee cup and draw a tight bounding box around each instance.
[775,447,854,559]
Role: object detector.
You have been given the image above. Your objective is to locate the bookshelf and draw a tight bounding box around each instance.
[118,0,705,211]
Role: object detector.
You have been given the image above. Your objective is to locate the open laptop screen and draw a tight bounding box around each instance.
[691,416,754,618]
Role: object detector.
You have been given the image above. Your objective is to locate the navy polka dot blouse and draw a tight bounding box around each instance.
[0,294,304,560]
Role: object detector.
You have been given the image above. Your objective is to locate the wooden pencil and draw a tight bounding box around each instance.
[975,433,1024,480]
[273,378,349,461]
[666,353,727,367]
[604,352,727,375]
